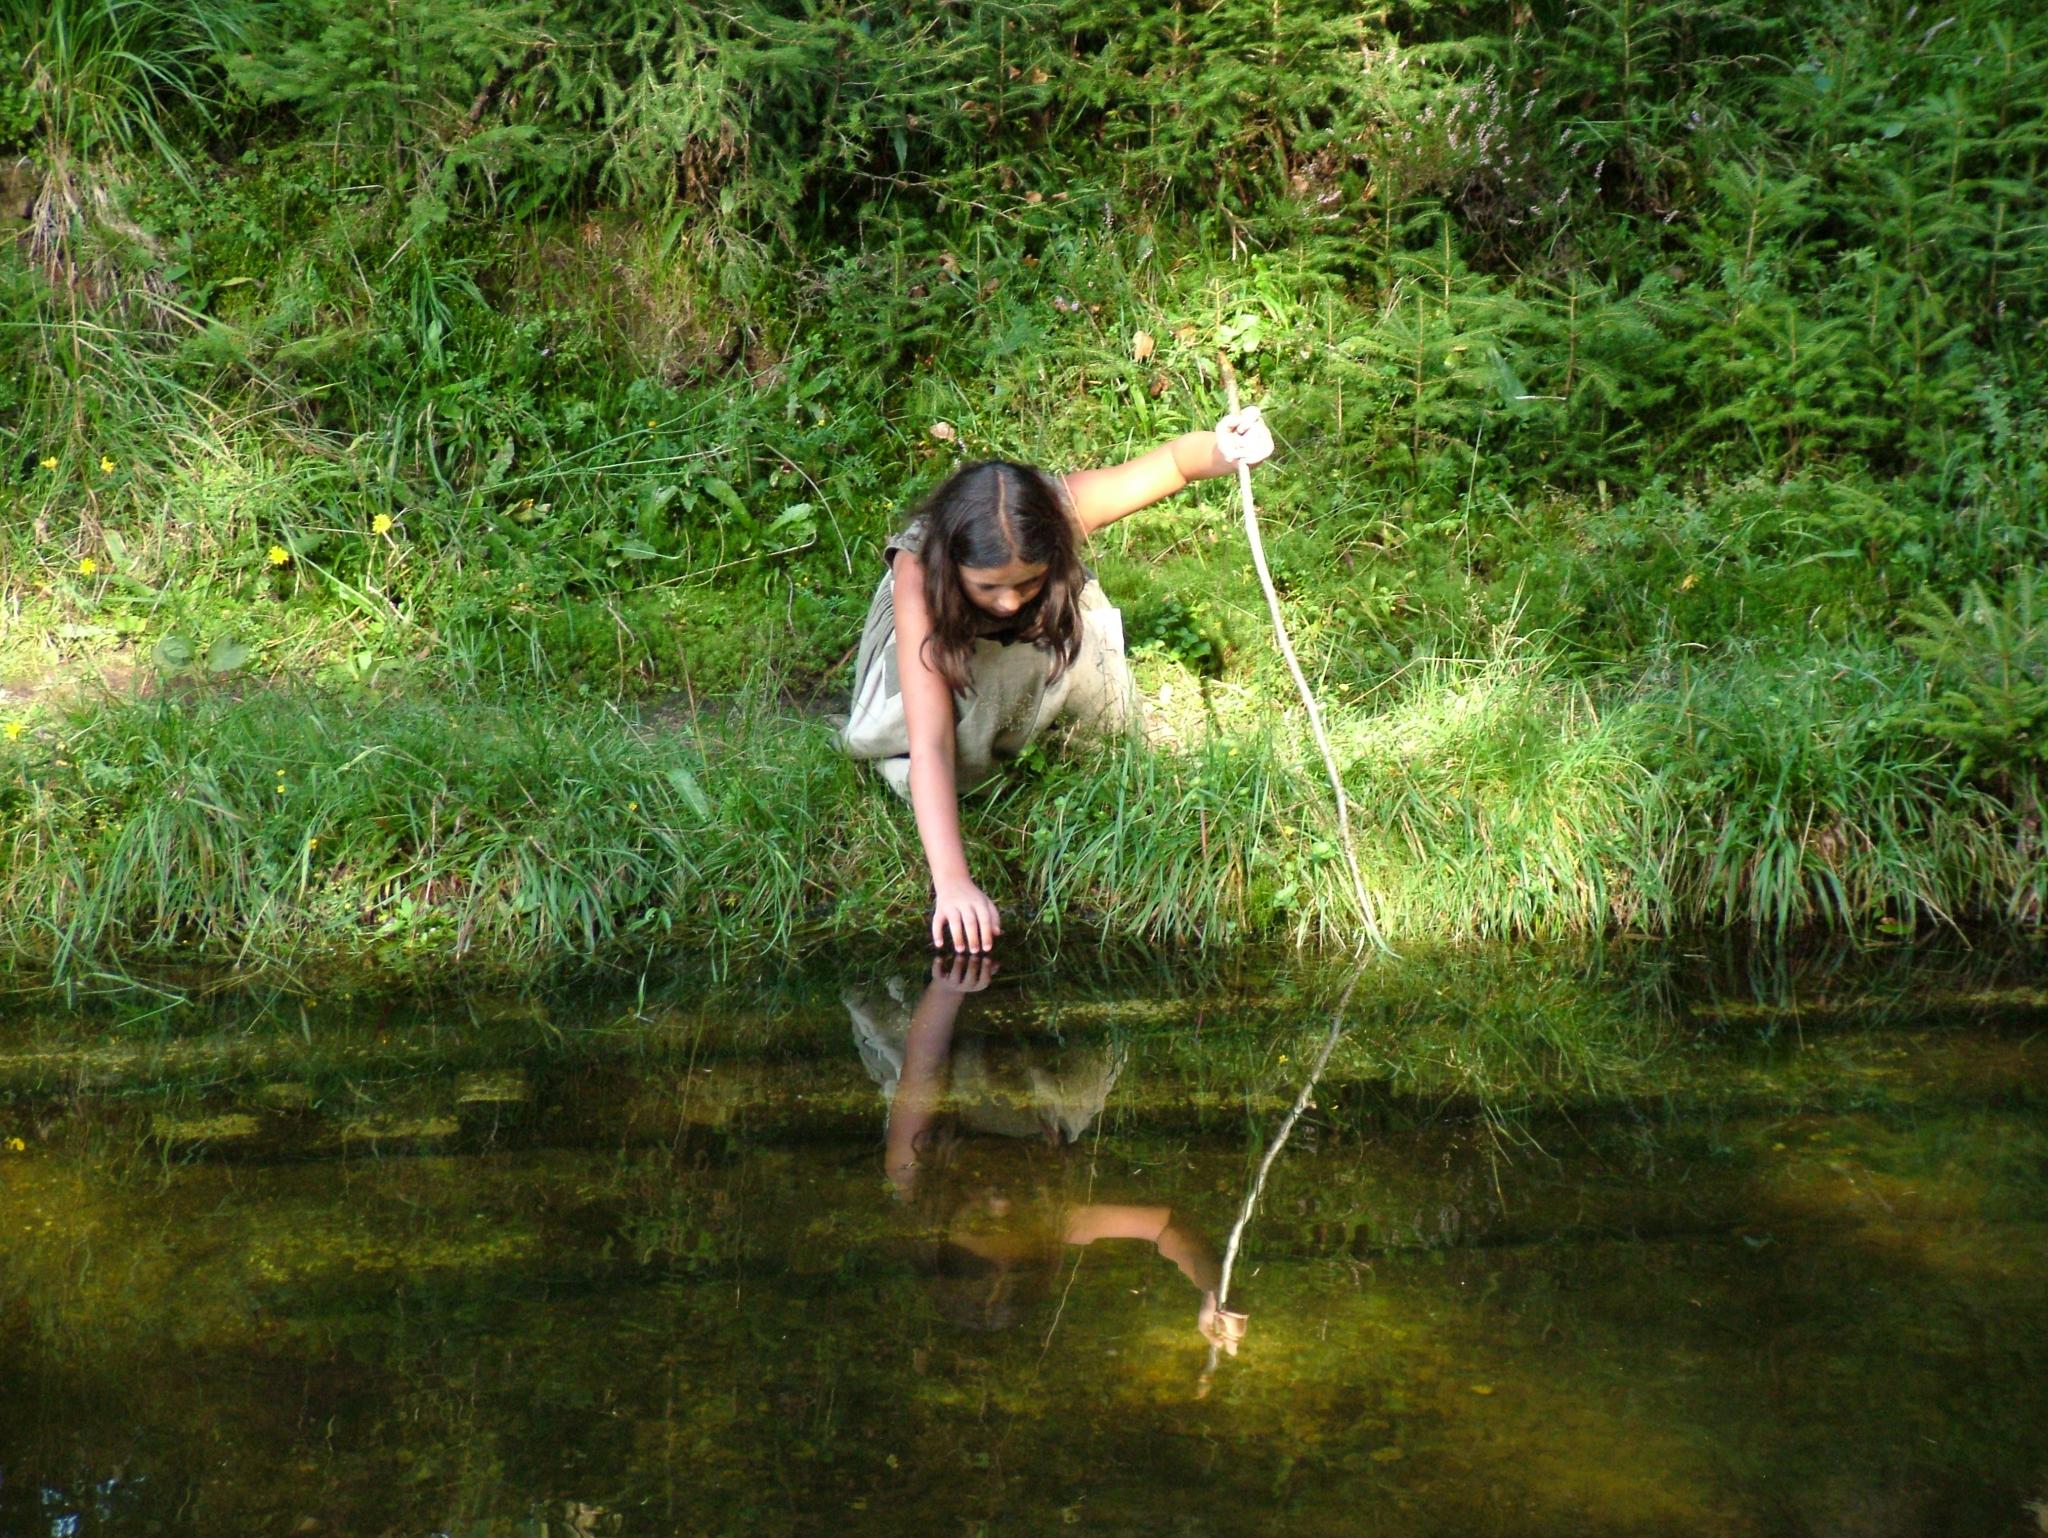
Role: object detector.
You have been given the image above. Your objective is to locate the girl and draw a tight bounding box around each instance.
[841,410,1273,952]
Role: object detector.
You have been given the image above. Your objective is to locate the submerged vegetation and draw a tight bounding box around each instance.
[3,0,2045,967]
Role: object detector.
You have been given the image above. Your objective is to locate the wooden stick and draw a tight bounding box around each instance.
[1221,357,1389,953]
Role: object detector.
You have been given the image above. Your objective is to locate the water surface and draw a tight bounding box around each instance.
[3,943,2045,1536]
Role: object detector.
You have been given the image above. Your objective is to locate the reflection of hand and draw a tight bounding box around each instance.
[930,952,998,994]
[1214,406,1273,469]
[1197,1291,1248,1355]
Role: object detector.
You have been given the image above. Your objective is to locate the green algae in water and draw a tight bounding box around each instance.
[3,943,2047,1538]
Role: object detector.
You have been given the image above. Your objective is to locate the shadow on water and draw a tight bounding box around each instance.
[2,937,2046,1537]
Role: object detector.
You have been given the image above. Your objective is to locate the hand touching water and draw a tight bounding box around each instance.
[931,875,1002,954]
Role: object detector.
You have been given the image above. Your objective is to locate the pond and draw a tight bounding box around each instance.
[3,941,2046,1537]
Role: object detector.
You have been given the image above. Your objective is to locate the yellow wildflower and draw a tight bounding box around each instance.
[268,545,290,566]
[78,556,97,575]
[5,1137,23,1153]
[275,783,286,793]
[372,513,394,535]
[38,456,56,470]
[99,455,115,473]
[308,837,319,849]
[3,722,22,742]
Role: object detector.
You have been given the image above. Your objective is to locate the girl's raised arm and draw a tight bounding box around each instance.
[1060,409,1272,537]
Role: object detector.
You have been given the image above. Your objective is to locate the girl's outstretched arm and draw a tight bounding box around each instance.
[1062,408,1273,537]
[893,551,1004,952]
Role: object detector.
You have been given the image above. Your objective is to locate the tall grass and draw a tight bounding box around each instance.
[1652,649,2039,932]
[10,0,253,170]
[4,635,2038,974]
[2,688,919,972]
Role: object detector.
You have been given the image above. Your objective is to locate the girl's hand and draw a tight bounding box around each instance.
[931,876,1002,954]
[1214,405,1273,469]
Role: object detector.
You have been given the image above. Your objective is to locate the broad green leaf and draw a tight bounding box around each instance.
[665,766,713,819]
[703,477,750,524]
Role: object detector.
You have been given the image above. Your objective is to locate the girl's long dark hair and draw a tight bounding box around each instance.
[913,460,1085,695]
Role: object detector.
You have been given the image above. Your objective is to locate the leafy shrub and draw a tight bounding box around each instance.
[1124,593,1227,678]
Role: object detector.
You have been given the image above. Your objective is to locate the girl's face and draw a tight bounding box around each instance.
[958,557,1048,619]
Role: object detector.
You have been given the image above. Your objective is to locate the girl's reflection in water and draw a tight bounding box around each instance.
[845,955,1247,1353]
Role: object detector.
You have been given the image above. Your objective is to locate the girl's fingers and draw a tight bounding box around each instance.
[1217,405,1273,466]
[933,903,976,953]
[931,895,1002,953]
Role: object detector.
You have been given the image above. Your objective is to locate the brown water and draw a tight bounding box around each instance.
[3,942,2045,1537]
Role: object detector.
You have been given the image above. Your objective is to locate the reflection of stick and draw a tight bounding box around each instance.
[1215,969,1362,1311]
[1221,357,1389,955]
[1198,971,1363,1393]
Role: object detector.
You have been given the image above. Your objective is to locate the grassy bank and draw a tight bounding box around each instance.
[2,636,2037,973]
[3,0,2045,967]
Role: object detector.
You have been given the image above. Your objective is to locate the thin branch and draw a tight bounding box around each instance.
[1223,357,1391,954]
